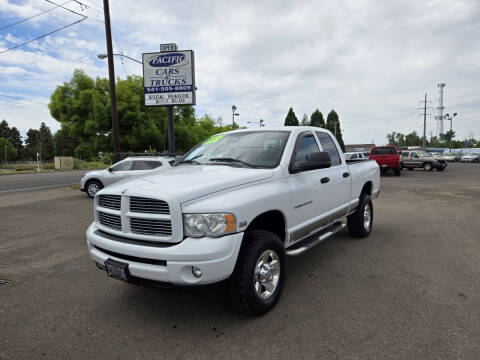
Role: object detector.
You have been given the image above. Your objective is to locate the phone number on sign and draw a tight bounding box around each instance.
[145,86,191,93]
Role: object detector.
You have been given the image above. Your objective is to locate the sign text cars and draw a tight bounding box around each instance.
[142,50,195,106]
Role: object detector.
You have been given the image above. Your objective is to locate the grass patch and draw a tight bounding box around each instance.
[73,159,109,170]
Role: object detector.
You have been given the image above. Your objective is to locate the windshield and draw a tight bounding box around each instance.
[176,131,291,168]
[418,151,431,157]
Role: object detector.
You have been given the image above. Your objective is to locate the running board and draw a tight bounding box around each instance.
[286,222,347,256]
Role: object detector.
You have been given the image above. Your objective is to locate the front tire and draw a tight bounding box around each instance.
[424,162,433,171]
[86,179,103,198]
[347,194,373,238]
[229,230,285,316]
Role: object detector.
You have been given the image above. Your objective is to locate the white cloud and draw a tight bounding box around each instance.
[0,0,479,144]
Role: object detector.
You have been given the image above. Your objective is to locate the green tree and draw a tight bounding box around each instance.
[0,120,23,159]
[284,107,299,126]
[443,130,455,143]
[54,127,79,156]
[25,129,40,160]
[39,122,54,160]
[309,109,325,127]
[0,137,17,162]
[326,110,345,152]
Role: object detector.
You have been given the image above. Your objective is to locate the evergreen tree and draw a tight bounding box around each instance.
[25,129,40,160]
[39,122,55,160]
[309,109,325,127]
[0,120,9,139]
[326,110,346,152]
[284,107,299,126]
[54,127,79,156]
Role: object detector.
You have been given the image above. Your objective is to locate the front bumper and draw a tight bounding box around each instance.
[86,223,243,285]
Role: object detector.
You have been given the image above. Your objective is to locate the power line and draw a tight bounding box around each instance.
[0,18,86,54]
[0,0,73,31]
[44,0,87,19]
[0,94,49,106]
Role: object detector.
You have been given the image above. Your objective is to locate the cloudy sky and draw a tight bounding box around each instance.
[0,0,479,145]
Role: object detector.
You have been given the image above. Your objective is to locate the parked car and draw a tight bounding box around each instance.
[86,127,380,315]
[400,150,447,171]
[369,146,401,176]
[344,151,368,161]
[461,153,480,163]
[80,156,173,198]
[442,152,461,162]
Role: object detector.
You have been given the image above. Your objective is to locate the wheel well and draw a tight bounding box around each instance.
[361,181,372,196]
[245,210,286,243]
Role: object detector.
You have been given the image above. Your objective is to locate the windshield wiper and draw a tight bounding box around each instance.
[177,154,203,165]
[208,157,255,168]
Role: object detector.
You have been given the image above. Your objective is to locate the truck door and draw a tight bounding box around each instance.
[316,132,351,221]
[287,131,332,245]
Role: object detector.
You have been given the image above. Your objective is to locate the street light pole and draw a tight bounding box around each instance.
[103,0,120,162]
[232,105,239,127]
[445,113,457,152]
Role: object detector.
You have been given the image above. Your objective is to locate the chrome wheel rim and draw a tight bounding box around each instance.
[363,203,371,230]
[254,250,280,300]
[88,183,100,197]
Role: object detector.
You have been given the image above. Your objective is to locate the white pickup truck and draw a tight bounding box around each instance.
[86,127,380,315]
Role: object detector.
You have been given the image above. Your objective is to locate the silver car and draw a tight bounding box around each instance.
[80,157,172,198]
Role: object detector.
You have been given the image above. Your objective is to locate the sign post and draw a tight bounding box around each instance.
[142,47,195,153]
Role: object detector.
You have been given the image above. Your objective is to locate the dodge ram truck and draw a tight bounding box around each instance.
[86,127,380,315]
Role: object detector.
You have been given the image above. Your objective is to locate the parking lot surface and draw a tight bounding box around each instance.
[0,163,479,359]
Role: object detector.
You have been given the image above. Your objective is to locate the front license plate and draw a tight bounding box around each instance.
[105,258,130,281]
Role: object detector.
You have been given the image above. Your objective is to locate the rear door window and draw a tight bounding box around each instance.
[316,132,342,166]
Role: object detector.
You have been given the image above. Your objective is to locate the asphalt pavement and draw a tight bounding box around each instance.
[0,170,87,194]
[0,163,479,359]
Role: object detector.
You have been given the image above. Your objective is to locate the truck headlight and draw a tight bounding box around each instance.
[183,213,236,238]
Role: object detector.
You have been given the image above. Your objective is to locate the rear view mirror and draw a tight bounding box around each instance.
[292,151,331,173]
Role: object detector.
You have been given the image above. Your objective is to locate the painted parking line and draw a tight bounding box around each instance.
[0,183,77,194]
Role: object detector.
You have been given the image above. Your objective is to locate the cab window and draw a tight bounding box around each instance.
[411,153,419,159]
[316,132,341,166]
[295,134,320,162]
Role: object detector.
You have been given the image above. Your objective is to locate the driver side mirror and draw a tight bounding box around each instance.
[107,167,113,172]
[291,151,331,173]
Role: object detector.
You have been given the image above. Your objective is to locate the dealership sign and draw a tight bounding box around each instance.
[142,50,195,106]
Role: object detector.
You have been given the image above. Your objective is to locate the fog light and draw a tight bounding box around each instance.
[192,266,203,278]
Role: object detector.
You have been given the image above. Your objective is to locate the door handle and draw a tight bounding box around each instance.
[321,177,330,184]
[343,172,350,178]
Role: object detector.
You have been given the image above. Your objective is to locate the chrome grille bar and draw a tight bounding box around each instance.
[98,195,121,210]
[130,197,170,214]
[98,211,122,231]
[131,218,172,236]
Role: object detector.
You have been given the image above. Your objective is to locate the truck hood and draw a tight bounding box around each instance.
[104,165,274,203]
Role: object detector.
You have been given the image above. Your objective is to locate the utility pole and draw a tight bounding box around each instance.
[4,144,6,166]
[103,0,120,162]
[418,94,432,149]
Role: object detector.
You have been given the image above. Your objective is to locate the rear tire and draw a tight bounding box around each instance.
[394,168,401,176]
[229,230,285,316]
[86,179,103,198]
[347,194,373,238]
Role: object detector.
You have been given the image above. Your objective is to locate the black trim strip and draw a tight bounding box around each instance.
[94,245,167,266]
[94,229,177,248]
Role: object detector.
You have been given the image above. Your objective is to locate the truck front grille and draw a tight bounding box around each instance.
[130,197,170,214]
[98,195,121,210]
[131,218,172,236]
[98,212,122,231]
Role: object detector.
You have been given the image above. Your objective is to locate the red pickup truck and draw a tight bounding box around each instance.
[369,146,401,176]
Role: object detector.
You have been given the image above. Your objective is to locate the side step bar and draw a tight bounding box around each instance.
[286,222,346,256]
